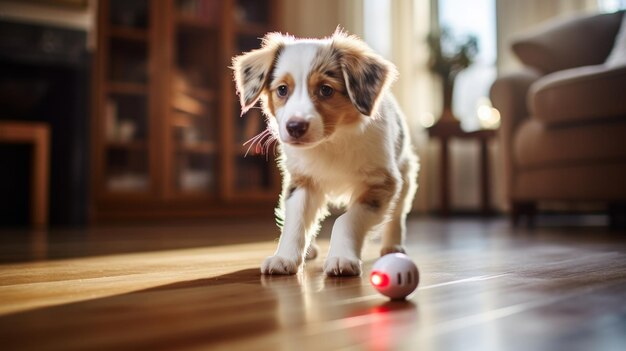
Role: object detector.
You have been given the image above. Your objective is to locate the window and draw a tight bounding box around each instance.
[363,0,391,59]
[598,0,626,12]
[438,0,498,130]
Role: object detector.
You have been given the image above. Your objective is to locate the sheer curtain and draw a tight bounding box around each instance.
[363,0,433,212]
[391,0,434,213]
[282,0,341,37]
[354,0,454,213]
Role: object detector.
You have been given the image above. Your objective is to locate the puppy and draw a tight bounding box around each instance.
[232,30,418,276]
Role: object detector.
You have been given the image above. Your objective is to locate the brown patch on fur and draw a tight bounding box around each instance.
[330,30,398,117]
[357,169,399,211]
[310,45,344,87]
[266,73,295,116]
[307,71,361,136]
[287,174,315,199]
[306,46,362,136]
[232,33,288,113]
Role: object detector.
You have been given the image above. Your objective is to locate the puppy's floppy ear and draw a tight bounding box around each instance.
[331,29,398,116]
[232,33,287,113]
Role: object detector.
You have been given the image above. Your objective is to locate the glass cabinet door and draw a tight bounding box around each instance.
[102,0,151,193]
[231,0,280,198]
[170,0,222,195]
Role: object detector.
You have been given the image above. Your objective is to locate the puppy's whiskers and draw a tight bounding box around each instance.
[243,129,270,157]
[262,134,277,160]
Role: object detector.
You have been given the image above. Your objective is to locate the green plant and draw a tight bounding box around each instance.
[427,27,478,83]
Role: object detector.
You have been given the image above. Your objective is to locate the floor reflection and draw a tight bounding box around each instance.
[259,265,420,349]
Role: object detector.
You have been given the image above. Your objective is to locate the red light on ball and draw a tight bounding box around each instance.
[370,253,419,299]
[370,271,390,288]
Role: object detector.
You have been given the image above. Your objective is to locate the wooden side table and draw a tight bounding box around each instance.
[427,120,497,216]
[0,122,50,227]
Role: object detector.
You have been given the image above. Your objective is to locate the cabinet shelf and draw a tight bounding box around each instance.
[109,26,148,41]
[176,13,218,30]
[107,82,148,95]
[173,87,216,103]
[236,22,269,36]
[185,87,216,102]
[176,142,216,154]
[106,140,147,150]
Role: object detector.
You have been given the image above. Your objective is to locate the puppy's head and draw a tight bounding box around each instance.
[232,29,397,148]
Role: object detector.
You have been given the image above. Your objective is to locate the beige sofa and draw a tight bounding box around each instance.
[490,11,626,227]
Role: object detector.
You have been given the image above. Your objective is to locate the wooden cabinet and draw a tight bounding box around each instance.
[92,0,282,221]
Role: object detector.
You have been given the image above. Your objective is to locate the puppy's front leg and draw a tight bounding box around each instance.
[261,182,326,275]
[325,174,399,276]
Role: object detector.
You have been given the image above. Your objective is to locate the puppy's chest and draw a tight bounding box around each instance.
[286,147,373,194]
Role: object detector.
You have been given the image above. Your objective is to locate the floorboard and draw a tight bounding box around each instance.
[1,217,625,350]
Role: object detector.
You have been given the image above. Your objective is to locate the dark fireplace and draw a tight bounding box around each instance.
[0,20,90,226]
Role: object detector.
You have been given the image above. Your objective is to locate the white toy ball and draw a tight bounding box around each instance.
[370,253,419,299]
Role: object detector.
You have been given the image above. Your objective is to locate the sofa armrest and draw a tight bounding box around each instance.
[491,69,541,137]
[490,69,542,199]
[530,64,626,126]
[512,11,624,74]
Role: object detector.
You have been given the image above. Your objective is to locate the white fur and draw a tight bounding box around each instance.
[273,42,328,147]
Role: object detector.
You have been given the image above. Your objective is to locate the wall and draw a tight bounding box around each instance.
[281,0,363,38]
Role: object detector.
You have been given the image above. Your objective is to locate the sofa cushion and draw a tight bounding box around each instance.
[529,64,626,126]
[512,11,624,74]
[606,12,626,66]
[514,118,626,170]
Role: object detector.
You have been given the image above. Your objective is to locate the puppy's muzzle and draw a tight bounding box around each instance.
[286,118,309,139]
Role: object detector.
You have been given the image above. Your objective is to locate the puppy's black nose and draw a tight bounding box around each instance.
[286,119,309,139]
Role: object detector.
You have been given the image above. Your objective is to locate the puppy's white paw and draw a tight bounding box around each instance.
[305,243,319,261]
[380,245,406,256]
[324,256,362,276]
[260,255,300,275]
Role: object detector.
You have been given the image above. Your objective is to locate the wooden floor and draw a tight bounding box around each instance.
[1,216,625,351]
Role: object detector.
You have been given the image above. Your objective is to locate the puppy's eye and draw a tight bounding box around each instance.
[277,85,289,97]
[319,84,334,97]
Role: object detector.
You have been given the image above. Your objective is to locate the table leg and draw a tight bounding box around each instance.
[32,128,50,228]
[480,138,491,216]
[440,137,449,216]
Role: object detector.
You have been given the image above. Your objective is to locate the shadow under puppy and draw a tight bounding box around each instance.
[232,29,418,276]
